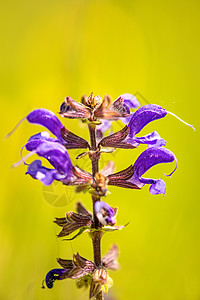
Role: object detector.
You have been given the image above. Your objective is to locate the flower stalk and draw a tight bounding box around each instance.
[88,123,103,300]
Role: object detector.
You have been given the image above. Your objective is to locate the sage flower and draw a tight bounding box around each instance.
[26,140,92,186]
[100,104,194,149]
[108,147,177,195]
[26,108,89,149]
[94,201,117,226]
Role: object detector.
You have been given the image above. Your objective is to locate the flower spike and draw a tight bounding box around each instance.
[10,92,192,300]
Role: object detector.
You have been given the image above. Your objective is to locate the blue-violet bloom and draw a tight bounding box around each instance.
[108,147,177,195]
[95,201,116,226]
[100,104,167,148]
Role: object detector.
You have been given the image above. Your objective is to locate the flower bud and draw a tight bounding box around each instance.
[94,201,116,226]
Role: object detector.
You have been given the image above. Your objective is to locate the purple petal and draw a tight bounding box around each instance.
[35,141,73,175]
[120,113,133,125]
[130,147,176,195]
[97,120,112,139]
[94,201,116,226]
[120,93,140,109]
[128,105,167,138]
[149,179,166,195]
[129,131,167,148]
[45,268,67,289]
[27,109,64,140]
[25,132,58,151]
[134,147,175,178]
[119,94,140,124]
[26,160,63,185]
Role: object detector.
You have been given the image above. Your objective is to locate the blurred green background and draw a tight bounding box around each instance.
[1,0,199,299]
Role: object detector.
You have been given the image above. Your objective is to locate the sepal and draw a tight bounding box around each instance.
[58,253,95,280]
[102,244,120,270]
[89,269,108,299]
[107,165,140,189]
[55,211,92,238]
[99,126,135,149]
[62,166,93,186]
[60,96,90,119]
[60,127,89,149]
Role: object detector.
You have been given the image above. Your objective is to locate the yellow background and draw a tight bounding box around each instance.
[0,0,199,299]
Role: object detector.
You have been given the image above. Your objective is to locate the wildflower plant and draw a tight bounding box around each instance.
[10,93,194,299]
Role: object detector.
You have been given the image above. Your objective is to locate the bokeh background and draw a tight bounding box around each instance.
[0,0,199,299]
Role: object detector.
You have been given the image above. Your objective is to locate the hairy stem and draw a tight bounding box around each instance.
[89,124,99,176]
[88,124,103,300]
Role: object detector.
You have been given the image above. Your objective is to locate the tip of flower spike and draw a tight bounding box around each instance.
[165,156,178,177]
[5,117,26,139]
[167,111,195,131]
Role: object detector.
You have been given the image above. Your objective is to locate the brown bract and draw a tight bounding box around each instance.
[99,125,137,149]
[102,244,120,270]
[62,166,93,186]
[61,127,89,149]
[58,253,95,280]
[107,165,140,189]
[55,211,92,237]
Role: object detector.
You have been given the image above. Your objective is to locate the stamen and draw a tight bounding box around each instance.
[11,151,35,168]
[167,111,195,131]
[165,157,178,177]
[5,117,26,139]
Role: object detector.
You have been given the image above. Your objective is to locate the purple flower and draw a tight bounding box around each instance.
[119,93,140,124]
[100,104,167,149]
[45,253,95,289]
[45,268,67,289]
[100,103,195,149]
[25,140,93,186]
[27,109,64,141]
[108,147,177,195]
[26,160,64,186]
[120,93,140,110]
[94,201,116,226]
[26,109,89,149]
[26,141,74,185]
